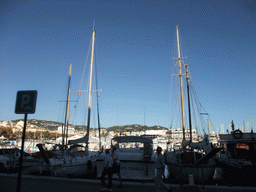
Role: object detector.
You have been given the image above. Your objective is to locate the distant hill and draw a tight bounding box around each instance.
[9,119,169,132]
[12,119,62,130]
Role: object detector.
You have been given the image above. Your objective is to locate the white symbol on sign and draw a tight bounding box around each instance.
[21,94,32,111]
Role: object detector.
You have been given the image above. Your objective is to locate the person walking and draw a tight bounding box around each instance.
[101,149,113,191]
[111,145,123,188]
[155,146,172,192]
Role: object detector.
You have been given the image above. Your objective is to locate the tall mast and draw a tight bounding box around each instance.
[176,24,186,141]
[86,29,96,148]
[186,64,192,143]
[62,63,72,156]
[95,59,101,150]
[65,63,72,145]
[207,119,211,140]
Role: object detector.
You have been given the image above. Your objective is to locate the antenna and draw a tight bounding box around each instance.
[93,19,95,30]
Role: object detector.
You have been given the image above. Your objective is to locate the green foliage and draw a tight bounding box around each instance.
[0,127,13,139]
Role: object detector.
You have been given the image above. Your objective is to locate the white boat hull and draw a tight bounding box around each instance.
[37,156,98,177]
[96,159,155,180]
[53,158,97,177]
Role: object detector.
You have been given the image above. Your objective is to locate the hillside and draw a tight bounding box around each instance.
[9,119,169,132]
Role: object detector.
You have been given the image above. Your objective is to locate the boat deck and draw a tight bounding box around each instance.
[1,173,256,192]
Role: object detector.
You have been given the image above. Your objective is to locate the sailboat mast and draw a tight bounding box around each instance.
[207,119,211,140]
[62,63,72,145]
[176,24,186,141]
[62,63,72,156]
[86,29,96,148]
[186,64,192,142]
[95,60,101,150]
[65,65,72,145]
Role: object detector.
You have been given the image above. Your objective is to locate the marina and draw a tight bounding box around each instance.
[1,1,256,191]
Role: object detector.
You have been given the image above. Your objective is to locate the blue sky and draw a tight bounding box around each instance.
[1,0,256,134]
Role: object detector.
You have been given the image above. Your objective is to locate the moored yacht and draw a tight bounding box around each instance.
[165,25,221,184]
[214,121,256,186]
[97,136,155,181]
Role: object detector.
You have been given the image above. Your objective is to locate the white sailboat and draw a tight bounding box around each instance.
[165,25,220,184]
[34,29,99,177]
[55,28,99,177]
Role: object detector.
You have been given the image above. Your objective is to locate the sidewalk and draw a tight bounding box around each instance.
[1,173,256,192]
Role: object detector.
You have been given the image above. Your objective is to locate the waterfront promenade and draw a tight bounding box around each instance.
[1,173,256,192]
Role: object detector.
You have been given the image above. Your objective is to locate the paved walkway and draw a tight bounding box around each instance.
[1,173,256,192]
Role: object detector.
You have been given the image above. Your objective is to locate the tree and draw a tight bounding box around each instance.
[26,131,34,139]
[34,131,41,139]
[43,131,50,139]
[101,131,109,137]
[0,127,13,139]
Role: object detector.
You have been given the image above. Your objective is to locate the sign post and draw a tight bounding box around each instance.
[15,90,37,192]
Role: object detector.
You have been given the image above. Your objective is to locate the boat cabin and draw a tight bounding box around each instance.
[111,136,153,161]
[218,132,256,163]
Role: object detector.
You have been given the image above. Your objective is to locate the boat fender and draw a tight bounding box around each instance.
[233,130,243,139]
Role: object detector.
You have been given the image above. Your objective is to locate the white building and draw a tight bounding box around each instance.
[57,125,75,135]
[0,121,13,128]
[16,120,25,128]
[144,130,167,136]
[169,128,198,140]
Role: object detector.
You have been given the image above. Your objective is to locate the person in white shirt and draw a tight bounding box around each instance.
[101,149,113,191]
[155,146,172,192]
[111,146,123,187]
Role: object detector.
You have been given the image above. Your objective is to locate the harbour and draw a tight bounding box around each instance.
[1,1,256,191]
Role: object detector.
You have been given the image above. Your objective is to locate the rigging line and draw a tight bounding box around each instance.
[83,34,95,129]
[173,73,182,130]
[79,38,92,90]
[190,89,200,135]
[178,28,188,65]
[70,89,82,126]
[188,79,200,126]
[190,84,207,134]
[57,102,64,125]
[58,72,70,125]
[189,80,207,114]
[83,94,88,128]
[190,82,210,129]
[171,81,181,131]
[71,39,92,127]
[207,118,216,134]
[169,62,178,127]
[70,104,77,126]
[95,45,102,146]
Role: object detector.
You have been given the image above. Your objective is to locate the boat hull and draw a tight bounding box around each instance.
[167,162,215,183]
[53,159,97,177]
[214,158,256,186]
[96,159,155,180]
[36,156,98,177]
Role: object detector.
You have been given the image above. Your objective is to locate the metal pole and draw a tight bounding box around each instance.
[16,113,28,192]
